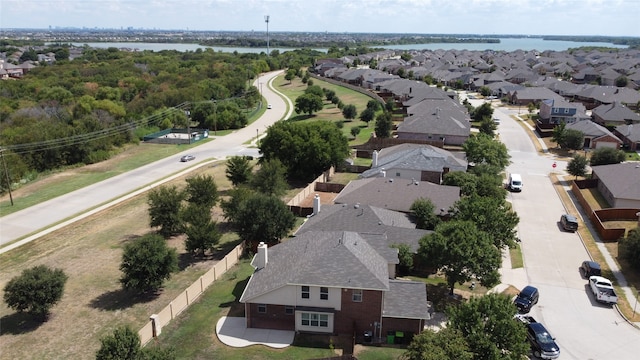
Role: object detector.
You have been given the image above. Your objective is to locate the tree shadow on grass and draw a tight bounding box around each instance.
[0,312,46,335]
[219,276,250,317]
[89,288,159,311]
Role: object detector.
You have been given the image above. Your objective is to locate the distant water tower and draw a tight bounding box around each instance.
[264,15,270,55]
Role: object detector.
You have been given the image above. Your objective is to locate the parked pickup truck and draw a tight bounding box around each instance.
[589,276,618,305]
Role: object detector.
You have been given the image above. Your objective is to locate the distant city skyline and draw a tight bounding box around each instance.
[1,0,638,37]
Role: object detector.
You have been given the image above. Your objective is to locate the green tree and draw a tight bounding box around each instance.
[391,243,415,275]
[418,220,501,295]
[447,293,529,360]
[96,325,141,360]
[120,234,178,293]
[184,174,218,209]
[359,107,375,125]
[527,102,537,114]
[463,133,510,170]
[551,122,567,148]
[323,88,336,101]
[284,69,296,83]
[230,192,296,247]
[615,76,628,87]
[402,327,473,360]
[148,185,185,237]
[472,102,493,122]
[225,156,253,186]
[479,86,491,97]
[562,129,584,151]
[385,98,395,112]
[478,117,497,137]
[375,111,393,138]
[182,204,221,257]
[3,265,68,320]
[590,147,626,166]
[443,171,478,197]
[259,121,349,182]
[294,93,324,115]
[342,104,357,120]
[451,195,520,249]
[410,198,441,230]
[304,85,324,98]
[350,126,361,138]
[366,100,381,111]
[250,158,289,196]
[619,228,640,270]
[220,187,254,223]
[567,154,588,179]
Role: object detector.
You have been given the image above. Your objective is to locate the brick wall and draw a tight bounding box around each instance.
[334,289,382,336]
[246,303,295,330]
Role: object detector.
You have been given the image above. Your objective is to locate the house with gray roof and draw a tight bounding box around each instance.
[296,203,431,253]
[538,98,589,125]
[614,124,640,151]
[566,120,622,149]
[360,143,467,184]
[240,231,430,339]
[333,177,460,214]
[509,87,564,105]
[591,162,640,208]
[396,102,471,146]
[592,102,640,126]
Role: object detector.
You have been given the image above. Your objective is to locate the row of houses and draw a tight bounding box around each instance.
[238,142,470,342]
[314,48,640,151]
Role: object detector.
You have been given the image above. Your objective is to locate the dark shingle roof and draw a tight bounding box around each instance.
[591,162,640,202]
[361,144,467,178]
[334,177,460,214]
[296,204,430,252]
[240,231,390,303]
[382,280,430,319]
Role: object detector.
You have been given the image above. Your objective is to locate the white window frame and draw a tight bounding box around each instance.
[301,313,329,328]
[320,287,329,300]
[301,285,310,299]
[352,289,363,302]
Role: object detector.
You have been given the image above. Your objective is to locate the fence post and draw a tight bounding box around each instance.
[150,314,161,337]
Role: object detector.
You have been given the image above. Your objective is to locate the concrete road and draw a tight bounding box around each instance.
[494,105,640,359]
[0,70,288,249]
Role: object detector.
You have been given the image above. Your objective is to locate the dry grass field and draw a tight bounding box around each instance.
[0,157,240,359]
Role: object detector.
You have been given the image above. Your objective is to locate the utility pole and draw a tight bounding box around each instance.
[264,15,270,55]
[0,147,14,206]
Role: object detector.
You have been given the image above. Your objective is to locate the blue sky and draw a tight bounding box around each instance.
[1,0,638,37]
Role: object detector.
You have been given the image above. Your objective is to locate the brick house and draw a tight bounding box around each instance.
[565,120,622,149]
[240,232,431,341]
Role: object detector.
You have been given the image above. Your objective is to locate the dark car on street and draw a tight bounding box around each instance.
[180,154,195,162]
[514,285,539,313]
[519,316,560,359]
[580,260,602,278]
[560,214,578,232]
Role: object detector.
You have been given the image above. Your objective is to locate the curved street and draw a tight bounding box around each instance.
[0,70,288,251]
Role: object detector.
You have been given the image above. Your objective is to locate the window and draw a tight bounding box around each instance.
[285,306,294,315]
[564,108,570,113]
[257,304,267,313]
[320,287,328,300]
[301,313,329,328]
[352,289,363,302]
[395,172,401,177]
[301,286,310,299]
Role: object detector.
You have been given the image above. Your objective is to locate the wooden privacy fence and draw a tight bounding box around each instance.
[139,243,244,346]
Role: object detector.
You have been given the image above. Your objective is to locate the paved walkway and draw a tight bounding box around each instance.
[215,316,295,348]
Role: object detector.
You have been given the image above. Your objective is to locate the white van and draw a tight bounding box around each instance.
[508,173,523,192]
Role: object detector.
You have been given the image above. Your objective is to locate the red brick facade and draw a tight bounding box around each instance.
[334,289,383,335]
[246,303,295,331]
[381,317,423,341]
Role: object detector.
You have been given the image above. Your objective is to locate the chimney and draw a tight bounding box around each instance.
[313,194,321,215]
[372,150,379,167]
[256,242,268,269]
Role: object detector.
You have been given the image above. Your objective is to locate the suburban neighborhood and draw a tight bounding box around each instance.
[1,33,640,359]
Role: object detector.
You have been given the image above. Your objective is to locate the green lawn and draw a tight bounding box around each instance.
[273,75,379,146]
[356,346,406,360]
[145,260,342,359]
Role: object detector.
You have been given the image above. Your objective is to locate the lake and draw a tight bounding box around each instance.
[58,37,628,53]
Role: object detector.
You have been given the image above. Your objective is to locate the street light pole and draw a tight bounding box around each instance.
[264,15,270,55]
